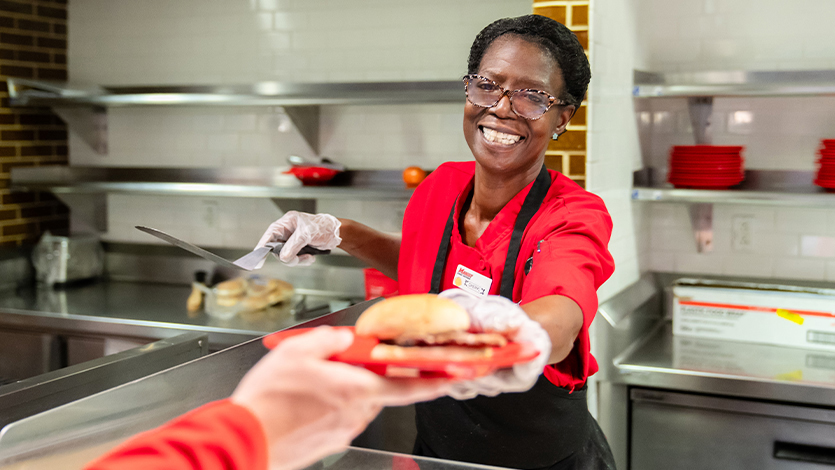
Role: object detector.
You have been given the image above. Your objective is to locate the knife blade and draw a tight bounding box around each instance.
[135,226,330,271]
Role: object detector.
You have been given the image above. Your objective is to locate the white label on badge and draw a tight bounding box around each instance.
[452,264,492,297]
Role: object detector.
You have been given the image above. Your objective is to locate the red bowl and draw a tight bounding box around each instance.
[285,166,341,186]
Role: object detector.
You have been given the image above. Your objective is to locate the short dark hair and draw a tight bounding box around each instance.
[467,14,590,107]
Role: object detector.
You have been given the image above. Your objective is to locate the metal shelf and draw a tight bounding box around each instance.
[6,78,464,107]
[7,78,465,155]
[633,69,835,98]
[10,166,413,200]
[632,186,835,207]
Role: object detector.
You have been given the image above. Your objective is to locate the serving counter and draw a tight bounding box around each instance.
[0,300,373,468]
[0,280,356,353]
[593,273,835,469]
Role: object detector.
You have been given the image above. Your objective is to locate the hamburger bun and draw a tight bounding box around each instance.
[215,277,247,297]
[355,294,470,340]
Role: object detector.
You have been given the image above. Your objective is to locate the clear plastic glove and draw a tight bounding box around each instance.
[255,211,342,268]
[232,327,452,470]
[438,289,552,400]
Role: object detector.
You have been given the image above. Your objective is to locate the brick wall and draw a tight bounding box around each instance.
[533,0,589,188]
[0,0,69,247]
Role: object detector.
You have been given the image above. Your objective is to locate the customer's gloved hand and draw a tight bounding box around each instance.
[255,211,342,268]
[438,289,551,400]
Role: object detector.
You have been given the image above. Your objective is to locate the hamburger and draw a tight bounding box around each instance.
[355,294,508,361]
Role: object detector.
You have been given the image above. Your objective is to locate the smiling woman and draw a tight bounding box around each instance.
[256,14,616,470]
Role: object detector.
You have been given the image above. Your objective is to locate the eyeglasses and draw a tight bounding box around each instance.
[462,74,568,120]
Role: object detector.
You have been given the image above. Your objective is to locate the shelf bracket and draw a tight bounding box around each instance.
[688,97,713,145]
[689,203,713,253]
[271,198,316,214]
[53,106,109,155]
[284,105,320,155]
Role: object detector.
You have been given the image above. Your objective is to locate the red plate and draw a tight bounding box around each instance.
[262,327,539,379]
[672,145,744,154]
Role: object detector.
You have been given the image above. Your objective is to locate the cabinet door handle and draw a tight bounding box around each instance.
[774,441,835,466]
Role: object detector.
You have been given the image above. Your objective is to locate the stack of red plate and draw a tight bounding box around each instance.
[814,139,835,190]
[668,145,745,189]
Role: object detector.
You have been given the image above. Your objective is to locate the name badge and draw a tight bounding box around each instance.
[452,264,492,297]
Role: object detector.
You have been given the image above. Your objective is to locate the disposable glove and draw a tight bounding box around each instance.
[438,289,552,400]
[255,211,341,268]
[232,327,452,470]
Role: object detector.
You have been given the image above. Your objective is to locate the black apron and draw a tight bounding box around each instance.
[415,165,616,470]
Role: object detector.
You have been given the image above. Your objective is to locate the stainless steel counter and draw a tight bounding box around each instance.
[614,321,835,407]
[0,280,357,349]
[0,300,373,466]
[592,272,835,469]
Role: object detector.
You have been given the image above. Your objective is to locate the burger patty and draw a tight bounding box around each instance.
[391,331,508,347]
[371,344,494,361]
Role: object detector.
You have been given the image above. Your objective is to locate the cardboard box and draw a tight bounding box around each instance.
[672,278,835,352]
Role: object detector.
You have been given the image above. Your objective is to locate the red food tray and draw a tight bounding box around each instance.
[262,327,539,379]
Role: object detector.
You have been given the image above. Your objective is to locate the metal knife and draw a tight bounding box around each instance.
[135,226,329,271]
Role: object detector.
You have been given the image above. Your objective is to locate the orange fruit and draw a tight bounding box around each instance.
[402,166,426,188]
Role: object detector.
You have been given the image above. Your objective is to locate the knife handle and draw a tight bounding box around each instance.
[270,244,331,256]
[299,246,331,256]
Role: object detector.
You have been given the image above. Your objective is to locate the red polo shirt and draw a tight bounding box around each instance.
[398,161,614,390]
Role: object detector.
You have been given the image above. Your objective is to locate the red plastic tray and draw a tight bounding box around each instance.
[262,327,539,379]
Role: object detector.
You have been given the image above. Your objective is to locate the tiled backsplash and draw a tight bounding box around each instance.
[635,0,835,72]
[67,0,533,249]
[647,204,835,282]
[633,0,835,283]
[587,0,645,301]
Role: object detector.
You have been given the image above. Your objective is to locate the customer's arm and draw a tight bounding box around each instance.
[85,328,450,470]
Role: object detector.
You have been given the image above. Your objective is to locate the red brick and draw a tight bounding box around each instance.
[55,144,67,155]
[1,130,35,140]
[20,145,52,156]
[53,23,66,35]
[0,48,14,60]
[36,36,64,48]
[0,208,16,220]
[0,1,32,15]
[0,146,15,157]
[53,52,65,64]
[19,50,50,63]
[37,129,66,140]
[0,65,34,78]
[18,114,52,125]
[36,5,65,20]
[0,113,13,124]
[36,67,66,80]
[3,221,37,236]
[17,19,50,33]
[1,160,34,173]
[0,32,33,46]
[3,191,35,204]
[0,16,12,28]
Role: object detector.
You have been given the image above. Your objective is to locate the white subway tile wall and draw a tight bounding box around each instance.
[632,0,835,284]
[588,0,645,301]
[636,0,835,72]
[646,204,835,280]
[68,0,531,247]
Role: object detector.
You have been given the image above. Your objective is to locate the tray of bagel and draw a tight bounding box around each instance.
[197,276,296,320]
[262,294,539,379]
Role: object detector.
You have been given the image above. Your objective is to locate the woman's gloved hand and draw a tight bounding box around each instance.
[438,289,552,400]
[232,327,452,470]
[255,211,342,267]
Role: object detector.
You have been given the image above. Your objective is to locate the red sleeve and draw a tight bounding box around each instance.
[521,189,614,389]
[84,399,267,470]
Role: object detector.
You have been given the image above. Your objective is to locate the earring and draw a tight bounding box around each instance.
[552,132,559,141]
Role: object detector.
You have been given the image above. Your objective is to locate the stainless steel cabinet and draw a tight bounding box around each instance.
[630,388,835,469]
